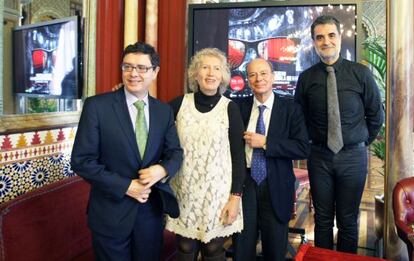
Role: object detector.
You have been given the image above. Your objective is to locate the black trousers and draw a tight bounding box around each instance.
[233,174,288,261]
[308,144,367,253]
[91,194,164,261]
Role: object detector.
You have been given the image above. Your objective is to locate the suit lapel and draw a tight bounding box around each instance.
[268,96,280,132]
[112,88,142,163]
[142,96,159,165]
[240,97,254,129]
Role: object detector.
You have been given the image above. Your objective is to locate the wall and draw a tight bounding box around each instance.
[362,0,386,37]
[0,126,76,203]
[0,0,391,205]
[30,0,70,22]
[0,0,86,205]
[2,0,19,115]
[2,20,15,115]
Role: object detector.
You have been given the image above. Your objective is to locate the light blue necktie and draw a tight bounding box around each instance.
[134,100,148,157]
[251,105,267,185]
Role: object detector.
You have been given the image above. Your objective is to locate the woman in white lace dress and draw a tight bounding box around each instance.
[166,48,246,261]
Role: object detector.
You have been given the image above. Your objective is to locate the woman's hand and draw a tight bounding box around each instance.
[220,194,241,225]
[112,83,123,91]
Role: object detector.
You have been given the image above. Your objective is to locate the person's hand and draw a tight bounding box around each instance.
[221,194,241,225]
[138,164,167,188]
[244,131,266,148]
[126,179,151,203]
[111,83,123,92]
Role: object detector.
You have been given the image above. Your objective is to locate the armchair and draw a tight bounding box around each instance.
[392,177,414,260]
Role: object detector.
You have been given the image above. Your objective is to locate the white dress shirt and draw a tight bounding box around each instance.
[245,92,274,168]
[125,89,150,130]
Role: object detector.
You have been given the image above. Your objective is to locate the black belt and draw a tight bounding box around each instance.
[310,141,366,150]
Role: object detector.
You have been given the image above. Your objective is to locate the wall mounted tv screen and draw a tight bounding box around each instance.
[188,2,359,98]
[13,16,82,99]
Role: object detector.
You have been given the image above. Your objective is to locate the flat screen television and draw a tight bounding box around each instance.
[13,16,82,99]
[188,1,360,98]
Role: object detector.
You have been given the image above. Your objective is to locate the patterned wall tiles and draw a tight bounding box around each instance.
[0,127,77,204]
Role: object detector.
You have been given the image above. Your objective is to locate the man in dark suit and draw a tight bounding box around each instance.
[71,42,183,261]
[233,58,310,261]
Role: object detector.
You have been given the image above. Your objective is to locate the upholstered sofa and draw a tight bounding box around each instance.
[0,176,176,261]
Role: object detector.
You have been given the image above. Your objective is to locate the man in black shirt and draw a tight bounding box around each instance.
[294,15,384,253]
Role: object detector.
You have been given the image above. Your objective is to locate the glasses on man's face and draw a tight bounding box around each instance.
[247,70,272,80]
[121,63,155,73]
[227,37,300,69]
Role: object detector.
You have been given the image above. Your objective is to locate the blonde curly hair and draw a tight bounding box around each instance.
[187,48,231,94]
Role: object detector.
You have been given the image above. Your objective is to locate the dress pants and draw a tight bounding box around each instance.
[308,144,367,253]
[91,193,164,261]
[233,173,288,261]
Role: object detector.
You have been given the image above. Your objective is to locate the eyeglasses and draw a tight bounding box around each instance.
[121,63,155,73]
[227,37,300,69]
[247,70,272,80]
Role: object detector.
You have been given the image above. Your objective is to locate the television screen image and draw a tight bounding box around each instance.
[189,2,358,98]
[13,16,82,99]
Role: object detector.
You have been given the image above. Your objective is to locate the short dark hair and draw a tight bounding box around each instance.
[311,15,341,40]
[121,41,160,67]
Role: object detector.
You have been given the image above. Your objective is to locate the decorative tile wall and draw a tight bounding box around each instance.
[0,127,77,203]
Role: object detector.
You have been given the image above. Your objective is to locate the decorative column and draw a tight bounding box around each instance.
[384,0,414,259]
[83,0,97,98]
[124,0,138,47]
[95,0,124,94]
[145,0,158,97]
[156,0,187,102]
[0,0,4,115]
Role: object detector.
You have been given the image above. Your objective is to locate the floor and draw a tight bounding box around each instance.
[287,156,384,259]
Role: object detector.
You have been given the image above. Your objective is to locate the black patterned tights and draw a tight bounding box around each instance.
[177,234,226,258]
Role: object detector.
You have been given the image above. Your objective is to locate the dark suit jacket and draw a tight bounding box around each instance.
[236,96,310,224]
[71,88,183,237]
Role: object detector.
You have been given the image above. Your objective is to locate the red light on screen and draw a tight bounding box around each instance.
[230,75,245,91]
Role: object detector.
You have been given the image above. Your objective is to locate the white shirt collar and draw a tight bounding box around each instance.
[253,91,274,110]
[124,88,149,107]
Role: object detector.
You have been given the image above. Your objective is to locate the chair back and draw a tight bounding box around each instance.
[393,177,414,227]
[392,176,414,261]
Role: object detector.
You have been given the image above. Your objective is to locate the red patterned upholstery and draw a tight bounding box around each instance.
[0,176,92,261]
[0,176,177,261]
[392,177,414,260]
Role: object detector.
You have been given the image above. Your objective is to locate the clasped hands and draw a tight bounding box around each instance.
[126,164,167,203]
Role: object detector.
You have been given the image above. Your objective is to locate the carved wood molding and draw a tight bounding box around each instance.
[0,111,80,134]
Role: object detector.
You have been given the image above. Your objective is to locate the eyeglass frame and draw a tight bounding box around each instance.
[121,63,156,73]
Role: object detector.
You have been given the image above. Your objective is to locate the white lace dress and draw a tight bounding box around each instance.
[166,93,243,243]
